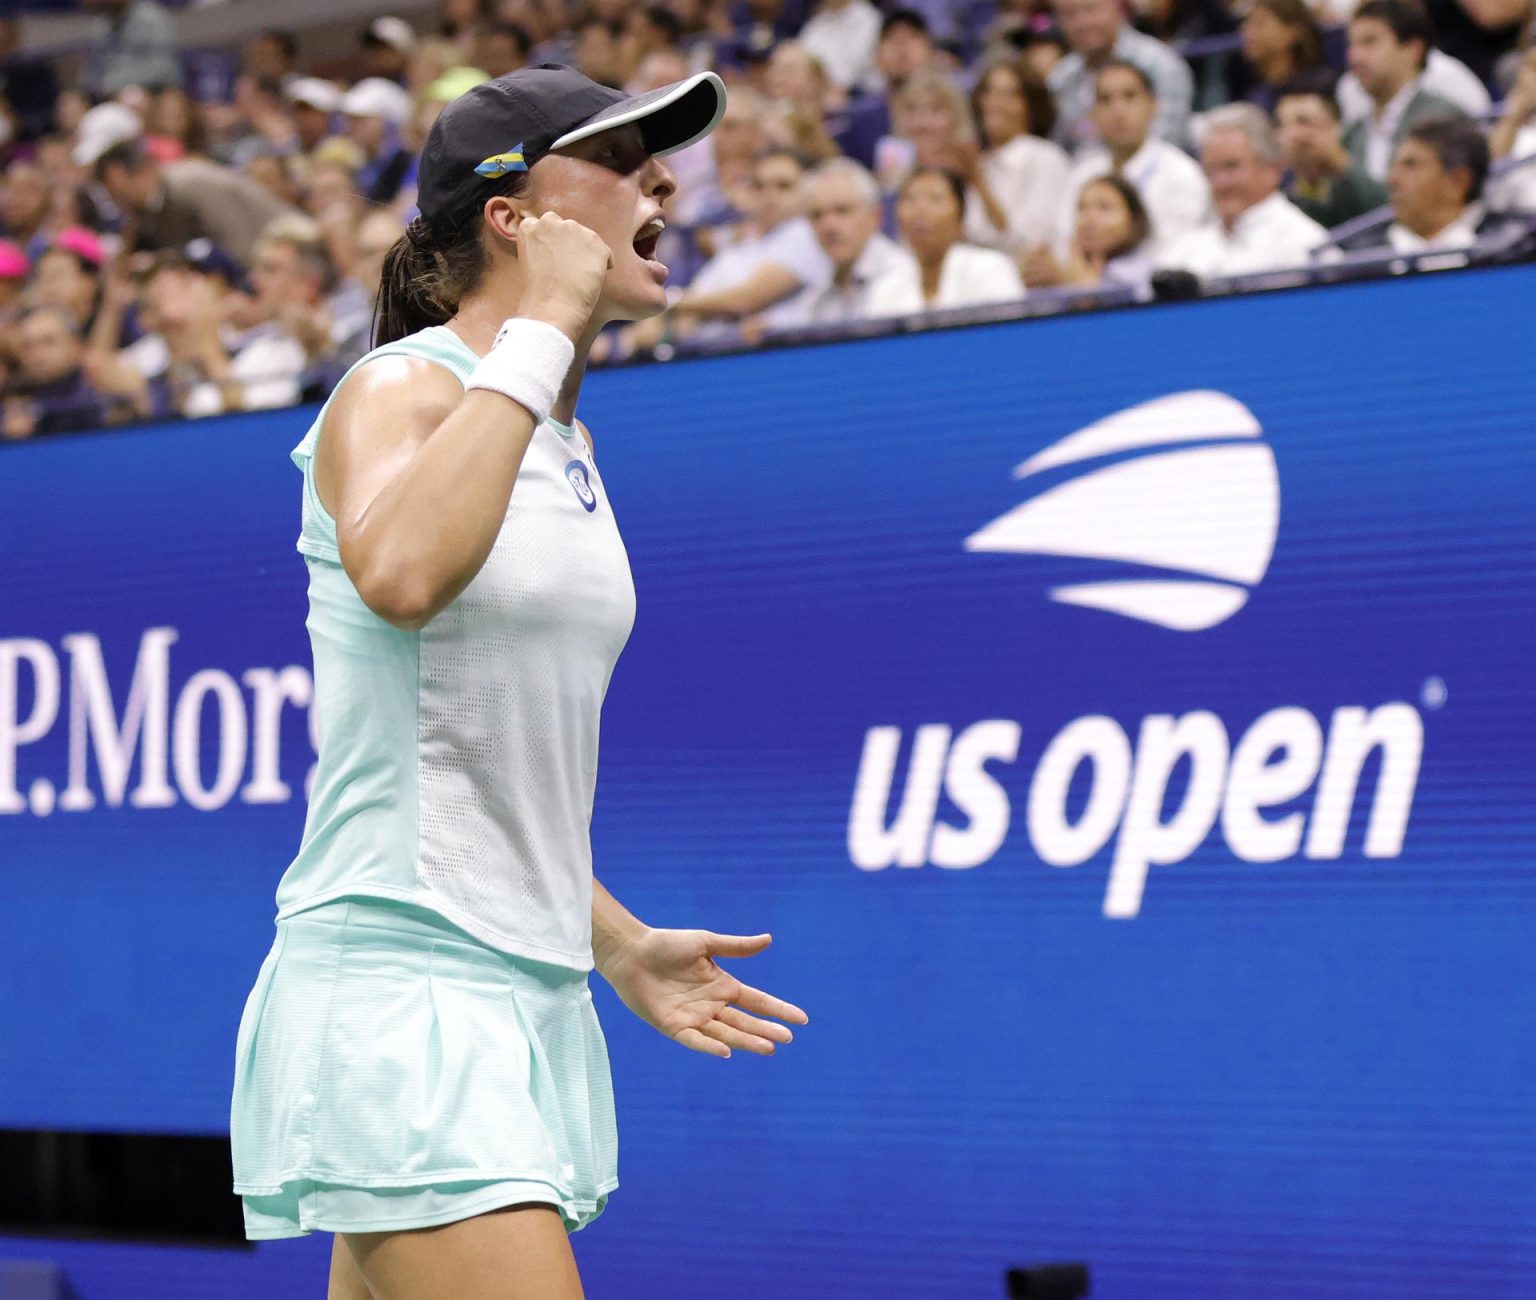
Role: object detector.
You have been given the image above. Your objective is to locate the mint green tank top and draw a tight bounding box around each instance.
[278,325,636,971]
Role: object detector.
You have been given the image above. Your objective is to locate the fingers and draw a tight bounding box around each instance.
[733,982,810,1026]
[706,931,772,958]
[673,1003,805,1059]
[700,1018,777,1056]
[719,1004,794,1045]
[673,1026,731,1059]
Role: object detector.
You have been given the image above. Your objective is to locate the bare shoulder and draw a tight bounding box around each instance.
[315,354,463,524]
[326,353,463,437]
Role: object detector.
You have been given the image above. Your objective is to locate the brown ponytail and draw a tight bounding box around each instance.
[372,172,531,347]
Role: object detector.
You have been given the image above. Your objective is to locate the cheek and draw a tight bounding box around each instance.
[537,177,630,253]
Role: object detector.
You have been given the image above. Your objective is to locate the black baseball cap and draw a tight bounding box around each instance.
[183,238,253,293]
[140,238,254,295]
[417,63,727,236]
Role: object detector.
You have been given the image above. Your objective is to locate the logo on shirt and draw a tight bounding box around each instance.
[564,459,598,512]
[964,391,1279,631]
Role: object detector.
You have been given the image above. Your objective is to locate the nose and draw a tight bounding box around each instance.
[644,154,677,203]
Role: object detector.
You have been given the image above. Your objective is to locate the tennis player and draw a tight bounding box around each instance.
[230,65,808,1300]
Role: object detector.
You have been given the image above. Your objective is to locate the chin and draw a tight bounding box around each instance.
[609,273,669,322]
[632,289,671,319]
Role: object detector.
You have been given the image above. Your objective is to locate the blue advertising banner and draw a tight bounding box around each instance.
[2,265,1534,1299]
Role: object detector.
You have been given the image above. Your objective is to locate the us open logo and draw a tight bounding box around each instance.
[564,459,598,512]
[848,394,1424,915]
[965,391,1279,631]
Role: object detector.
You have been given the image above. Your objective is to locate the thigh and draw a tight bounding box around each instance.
[329,1234,375,1300]
[343,1204,585,1300]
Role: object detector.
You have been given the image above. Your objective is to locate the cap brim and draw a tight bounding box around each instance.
[549,71,727,158]
[74,133,129,167]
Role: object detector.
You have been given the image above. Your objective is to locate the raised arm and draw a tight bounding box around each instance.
[317,213,609,631]
[318,354,543,630]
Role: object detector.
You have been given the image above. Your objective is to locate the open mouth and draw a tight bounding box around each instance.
[632,216,664,262]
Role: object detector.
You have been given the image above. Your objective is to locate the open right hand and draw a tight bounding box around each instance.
[516,212,613,342]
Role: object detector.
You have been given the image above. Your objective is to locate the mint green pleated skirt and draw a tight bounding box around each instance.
[230,897,618,1240]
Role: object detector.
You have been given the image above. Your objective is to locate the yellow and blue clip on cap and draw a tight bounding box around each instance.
[476,146,528,177]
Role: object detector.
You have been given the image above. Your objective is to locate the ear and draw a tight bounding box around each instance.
[482,193,531,245]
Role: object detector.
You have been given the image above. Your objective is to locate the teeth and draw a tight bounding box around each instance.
[637,216,665,239]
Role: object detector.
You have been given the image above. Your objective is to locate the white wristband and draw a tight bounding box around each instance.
[465,317,576,425]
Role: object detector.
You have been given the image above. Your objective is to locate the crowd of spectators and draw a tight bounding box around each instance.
[1,0,1534,439]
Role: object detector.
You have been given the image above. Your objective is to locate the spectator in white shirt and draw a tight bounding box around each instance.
[1157,103,1329,278]
[959,57,1073,258]
[775,157,918,328]
[1053,61,1209,256]
[1047,0,1195,151]
[867,165,1027,314]
[797,0,884,92]
[1341,0,1466,183]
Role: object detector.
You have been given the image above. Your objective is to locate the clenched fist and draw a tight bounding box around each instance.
[516,212,614,342]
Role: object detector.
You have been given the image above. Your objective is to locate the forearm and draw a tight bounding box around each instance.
[592,877,650,979]
[680,263,800,320]
[975,176,1011,237]
[86,299,125,358]
[1488,105,1531,161]
[195,338,247,413]
[677,284,757,320]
